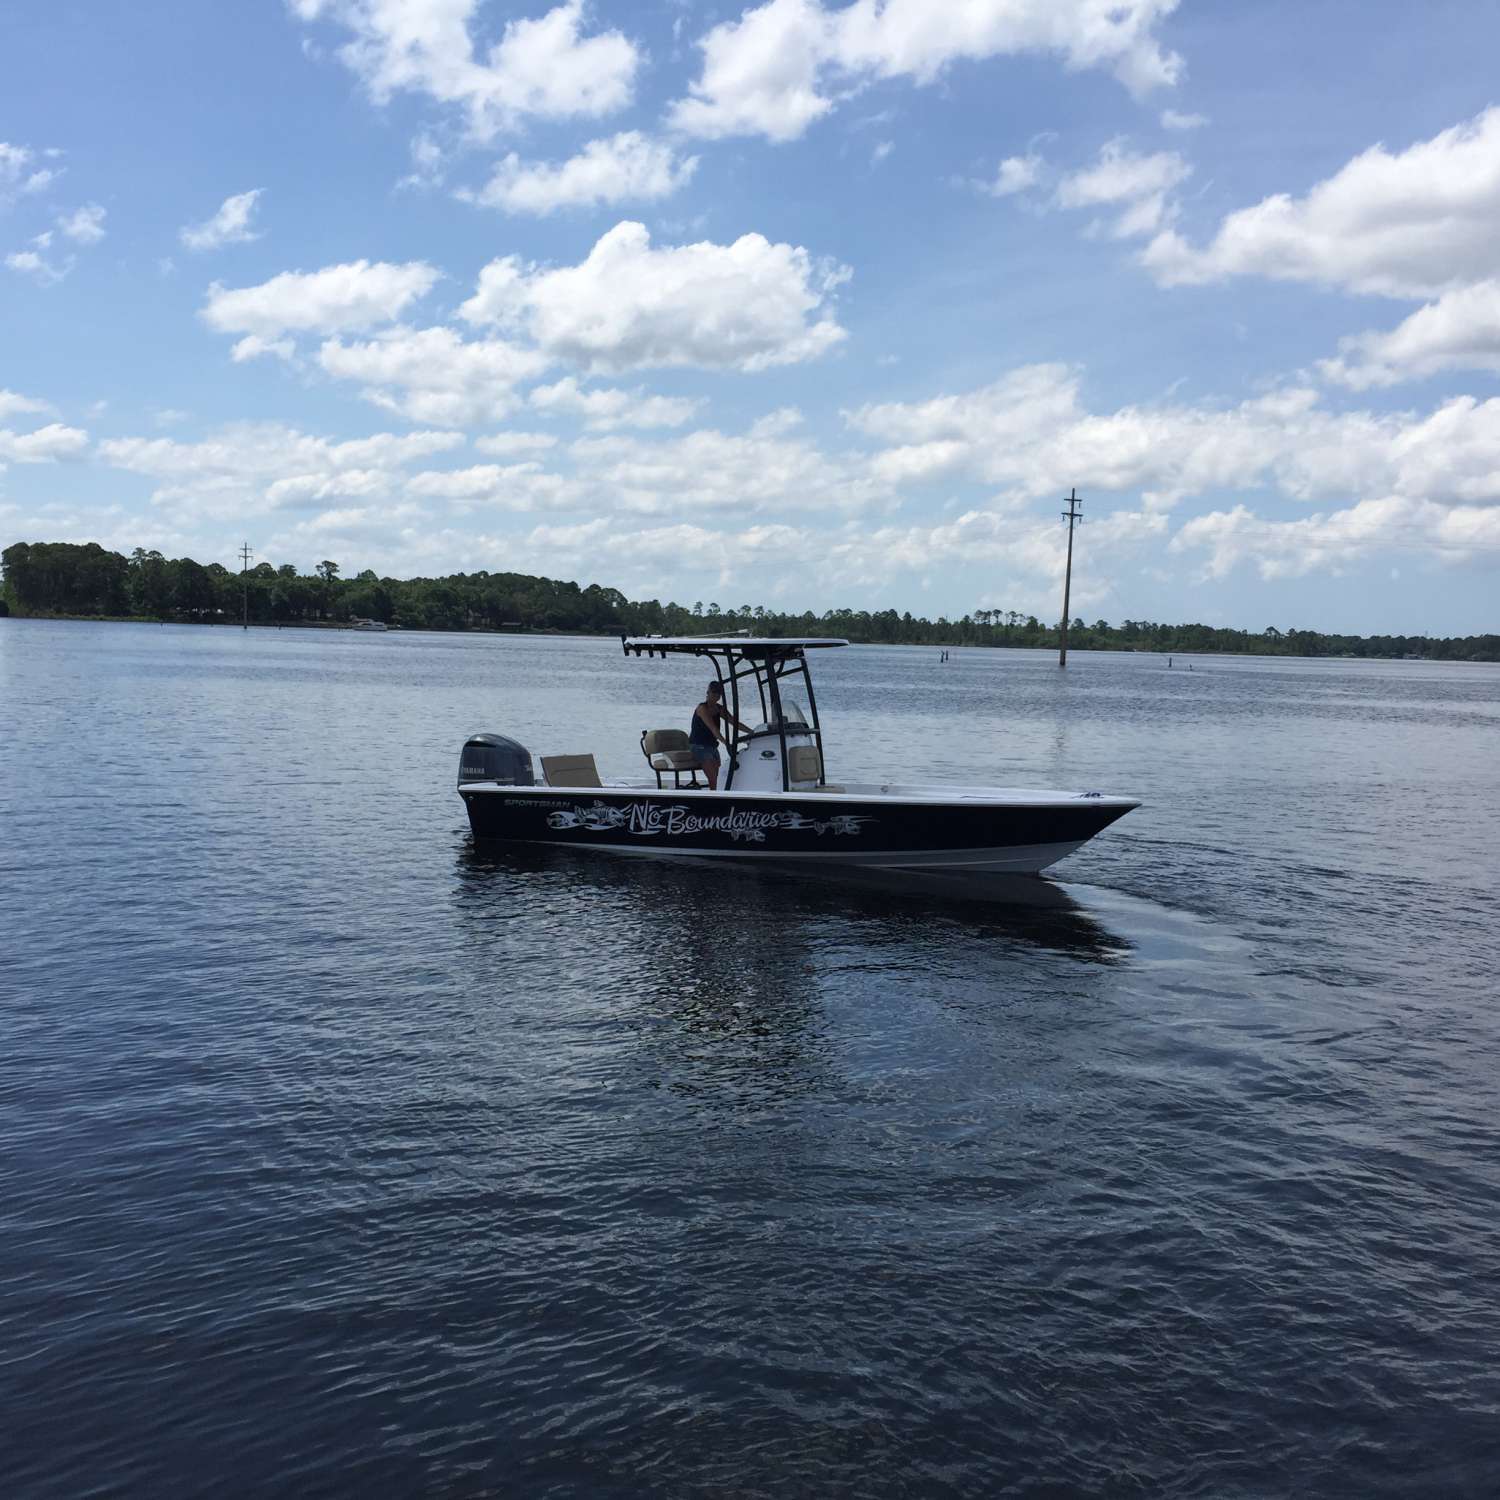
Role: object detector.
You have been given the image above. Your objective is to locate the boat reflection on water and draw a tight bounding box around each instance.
[451,841,1133,1114]
[452,841,1130,964]
[452,841,834,1108]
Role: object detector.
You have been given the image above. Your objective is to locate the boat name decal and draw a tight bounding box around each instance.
[545,801,873,843]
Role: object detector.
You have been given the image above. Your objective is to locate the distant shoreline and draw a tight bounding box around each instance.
[4,540,1496,661]
[5,611,1494,664]
[0,612,558,635]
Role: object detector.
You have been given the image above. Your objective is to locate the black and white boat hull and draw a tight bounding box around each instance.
[459,784,1137,875]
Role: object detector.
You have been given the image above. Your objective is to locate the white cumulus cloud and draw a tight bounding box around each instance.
[846,365,1500,519]
[0,422,89,462]
[396,132,447,192]
[181,189,264,251]
[0,142,62,200]
[202,259,440,338]
[317,324,549,425]
[463,131,698,215]
[0,389,55,421]
[1143,105,1500,298]
[985,153,1043,197]
[1056,139,1190,237]
[291,0,640,140]
[527,376,702,430]
[812,507,1163,602]
[0,142,33,185]
[568,422,884,515]
[57,202,107,243]
[1172,497,1500,580]
[405,461,579,510]
[266,468,394,508]
[1320,280,1500,390]
[98,422,464,522]
[669,0,1183,143]
[669,0,834,143]
[1142,106,1500,390]
[231,335,297,363]
[4,248,69,285]
[460,220,849,374]
[474,431,558,457]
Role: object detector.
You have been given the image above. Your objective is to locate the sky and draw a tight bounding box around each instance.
[3,0,1500,634]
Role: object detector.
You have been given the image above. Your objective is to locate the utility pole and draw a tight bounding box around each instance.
[239,542,253,630]
[1058,489,1082,667]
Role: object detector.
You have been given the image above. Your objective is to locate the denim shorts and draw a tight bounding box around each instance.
[691,743,720,767]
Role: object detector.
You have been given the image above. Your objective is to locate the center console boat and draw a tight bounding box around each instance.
[457,635,1138,874]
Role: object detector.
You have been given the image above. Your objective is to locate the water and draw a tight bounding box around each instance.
[4,620,1499,1497]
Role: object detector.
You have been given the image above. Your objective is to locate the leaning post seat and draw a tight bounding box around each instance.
[640,730,703,789]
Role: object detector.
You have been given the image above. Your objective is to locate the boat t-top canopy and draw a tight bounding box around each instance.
[619,634,847,791]
[621,634,848,656]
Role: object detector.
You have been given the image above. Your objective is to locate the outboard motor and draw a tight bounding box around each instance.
[458,733,535,787]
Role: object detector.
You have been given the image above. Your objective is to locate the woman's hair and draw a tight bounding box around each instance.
[707,680,722,696]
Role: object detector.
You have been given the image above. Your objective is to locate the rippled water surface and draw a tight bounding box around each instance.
[4,621,1500,1497]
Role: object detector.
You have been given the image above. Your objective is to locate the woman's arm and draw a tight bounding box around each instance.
[706,703,738,747]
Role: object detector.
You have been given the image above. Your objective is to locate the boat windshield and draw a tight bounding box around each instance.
[753,697,810,732]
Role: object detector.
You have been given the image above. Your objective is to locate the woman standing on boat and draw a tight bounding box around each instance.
[690,681,749,791]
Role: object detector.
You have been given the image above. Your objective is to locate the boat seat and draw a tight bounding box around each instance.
[787,745,823,784]
[541,753,603,788]
[641,729,702,789]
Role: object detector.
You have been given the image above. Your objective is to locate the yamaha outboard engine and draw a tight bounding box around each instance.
[458,733,535,786]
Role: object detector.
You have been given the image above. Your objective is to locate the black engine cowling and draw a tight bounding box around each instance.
[458,733,535,786]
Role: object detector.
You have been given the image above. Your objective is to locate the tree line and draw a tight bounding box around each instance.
[2,538,1496,661]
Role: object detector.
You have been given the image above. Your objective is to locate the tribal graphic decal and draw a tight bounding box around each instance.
[546,801,874,843]
[548,802,629,832]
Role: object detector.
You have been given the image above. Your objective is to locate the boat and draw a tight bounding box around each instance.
[350,618,389,631]
[456,635,1139,874]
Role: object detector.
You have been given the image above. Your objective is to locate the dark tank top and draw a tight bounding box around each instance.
[689,704,716,747]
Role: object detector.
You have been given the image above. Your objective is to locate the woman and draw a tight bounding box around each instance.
[689,680,749,791]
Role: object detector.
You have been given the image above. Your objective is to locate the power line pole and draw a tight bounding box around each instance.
[239,542,253,630]
[1059,489,1082,668]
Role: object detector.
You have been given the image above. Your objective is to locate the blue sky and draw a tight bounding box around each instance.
[4,0,1500,633]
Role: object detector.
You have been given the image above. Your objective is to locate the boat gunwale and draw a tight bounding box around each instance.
[457,782,1141,811]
